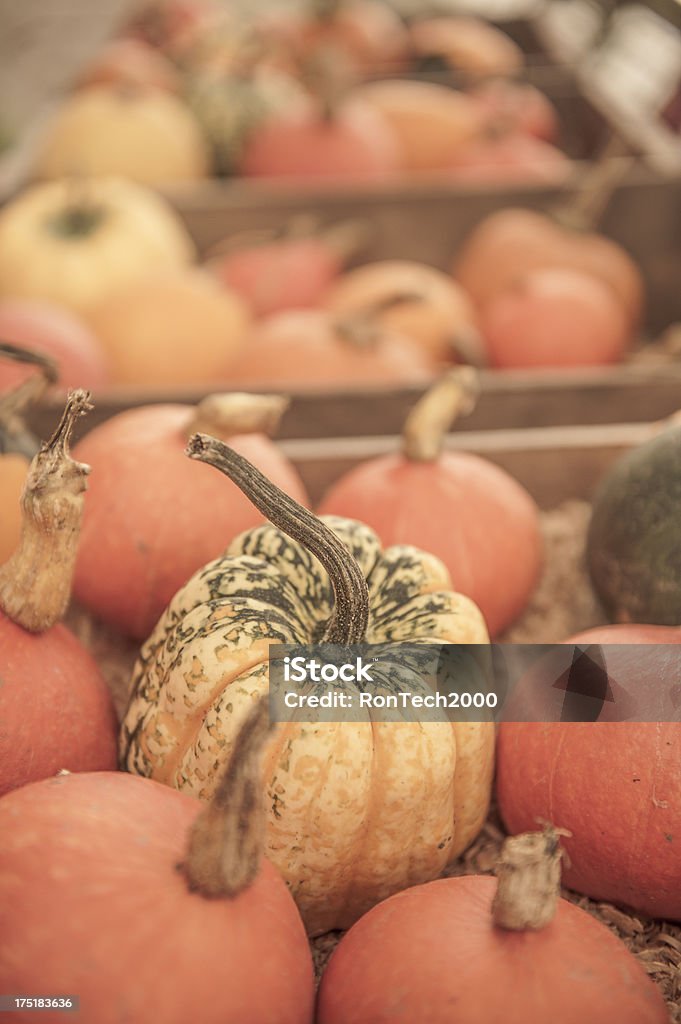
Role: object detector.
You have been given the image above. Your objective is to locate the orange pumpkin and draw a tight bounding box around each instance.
[498,624,681,921]
[238,100,401,182]
[257,0,410,77]
[410,16,524,79]
[0,300,109,391]
[478,268,631,368]
[72,394,309,639]
[318,370,542,636]
[205,218,366,317]
[227,309,435,389]
[446,132,570,186]
[469,79,559,142]
[85,269,250,388]
[349,79,481,172]
[324,259,481,364]
[454,208,644,328]
[0,705,315,1024]
[317,829,667,1024]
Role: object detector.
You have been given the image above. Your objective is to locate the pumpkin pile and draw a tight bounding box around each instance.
[0,4,678,1013]
[21,0,572,187]
[1,376,680,1020]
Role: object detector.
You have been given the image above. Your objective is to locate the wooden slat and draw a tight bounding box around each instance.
[24,364,681,443]
[279,421,656,507]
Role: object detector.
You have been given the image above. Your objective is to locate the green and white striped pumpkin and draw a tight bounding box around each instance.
[120,437,494,935]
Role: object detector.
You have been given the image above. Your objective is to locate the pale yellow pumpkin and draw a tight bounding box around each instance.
[0,178,195,314]
[120,439,494,936]
[33,85,210,185]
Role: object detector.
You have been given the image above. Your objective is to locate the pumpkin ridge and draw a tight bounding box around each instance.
[157,661,271,787]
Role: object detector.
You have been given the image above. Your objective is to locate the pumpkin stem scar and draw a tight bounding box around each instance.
[186,433,370,643]
[492,825,570,932]
[402,367,479,462]
[179,696,273,898]
[0,388,92,632]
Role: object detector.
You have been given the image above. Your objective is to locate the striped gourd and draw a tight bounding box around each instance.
[120,436,494,936]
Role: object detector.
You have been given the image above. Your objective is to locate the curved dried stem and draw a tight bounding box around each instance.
[187,434,369,644]
[0,389,92,632]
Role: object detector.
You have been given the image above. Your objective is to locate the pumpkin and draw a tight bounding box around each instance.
[33,84,210,185]
[75,37,182,93]
[0,390,118,796]
[410,16,524,80]
[226,309,436,389]
[478,267,631,368]
[0,177,195,315]
[120,436,494,935]
[349,79,481,172]
[469,79,559,142]
[324,259,482,364]
[206,219,364,317]
[238,99,401,182]
[184,68,310,176]
[317,827,668,1024]
[0,300,109,391]
[318,370,542,636]
[454,206,644,328]
[257,0,410,78]
[84,269,250,388]
[587,420,681,624]
[0,702,315,1024]
[498,626,681,920]
[446,132,570,186]
[73,393,307,640]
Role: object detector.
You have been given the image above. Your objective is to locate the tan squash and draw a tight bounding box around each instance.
[33,85,210,185]
[120,439,494,936]
[0,178,195,315]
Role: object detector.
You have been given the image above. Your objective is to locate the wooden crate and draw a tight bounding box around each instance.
[165,169,680,336]
[25,365,681,442]
[277,420,653,507]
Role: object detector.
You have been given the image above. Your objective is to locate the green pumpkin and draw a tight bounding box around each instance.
[587,423,681,625]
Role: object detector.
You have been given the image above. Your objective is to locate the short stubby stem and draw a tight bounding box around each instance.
[402,367,479,463]
[493,825,571,931]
